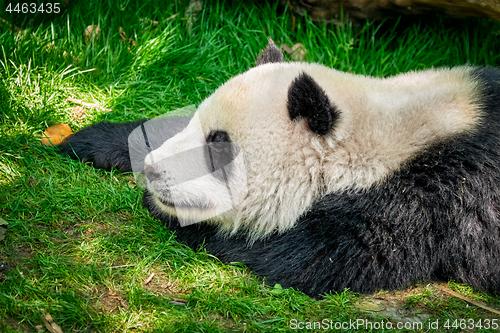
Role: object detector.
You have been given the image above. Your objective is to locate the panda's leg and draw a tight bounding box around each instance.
[60,120,145,172]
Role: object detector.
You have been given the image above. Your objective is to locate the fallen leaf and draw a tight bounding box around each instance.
[83,25,100,43]
[118,27,127,43]
[41,313,64,333]
[185,0,202,34]
[354,300,385,312]
[282,42,307,61]
[0,217,7,241]
[118,27,137,49]
[42,124,74,146]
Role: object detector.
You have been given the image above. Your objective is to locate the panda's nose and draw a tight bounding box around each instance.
[144,165,161,182]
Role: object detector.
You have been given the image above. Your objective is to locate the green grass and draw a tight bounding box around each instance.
[1,0,500,332]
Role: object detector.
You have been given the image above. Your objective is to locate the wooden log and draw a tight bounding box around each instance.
[282,0,500,22]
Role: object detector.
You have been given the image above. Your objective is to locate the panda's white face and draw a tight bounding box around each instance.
[144,63,326,236]
[144,60,482,238]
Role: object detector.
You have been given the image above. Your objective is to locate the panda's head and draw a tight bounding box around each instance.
[141,40,342,237]
[142,40,482,238]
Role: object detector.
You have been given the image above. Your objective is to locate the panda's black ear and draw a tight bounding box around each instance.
[256,38,284,66]
[287,73,340,135]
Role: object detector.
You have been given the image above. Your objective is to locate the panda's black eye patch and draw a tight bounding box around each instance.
[207,131,230,144]
[205,131,235,180]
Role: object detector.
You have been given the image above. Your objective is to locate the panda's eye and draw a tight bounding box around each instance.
[207,131,230,153]
[207,131,230,144]
[205,131,234,177]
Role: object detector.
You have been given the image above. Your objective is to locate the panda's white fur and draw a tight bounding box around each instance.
[145,62,482,238]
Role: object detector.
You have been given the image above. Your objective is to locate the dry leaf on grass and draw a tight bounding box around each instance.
[281,43,307,61]
[83,25,100,43]
[0,217,8,241]
[354,300,385,312]
[118,27,137,47]
[42,123,73,146]
[41,313,64,333]
[185,0,202,34]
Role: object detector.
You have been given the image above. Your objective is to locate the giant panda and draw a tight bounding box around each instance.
[60,40,500,297]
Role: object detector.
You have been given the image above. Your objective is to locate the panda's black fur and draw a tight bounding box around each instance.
[60,43,500,297]
[61,120,146,172]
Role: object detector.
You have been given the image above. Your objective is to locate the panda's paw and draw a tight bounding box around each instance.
[60,121,145,172]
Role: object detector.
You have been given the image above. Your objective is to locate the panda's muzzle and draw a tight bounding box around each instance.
[155,193,214,211]
[144,165,161,182]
